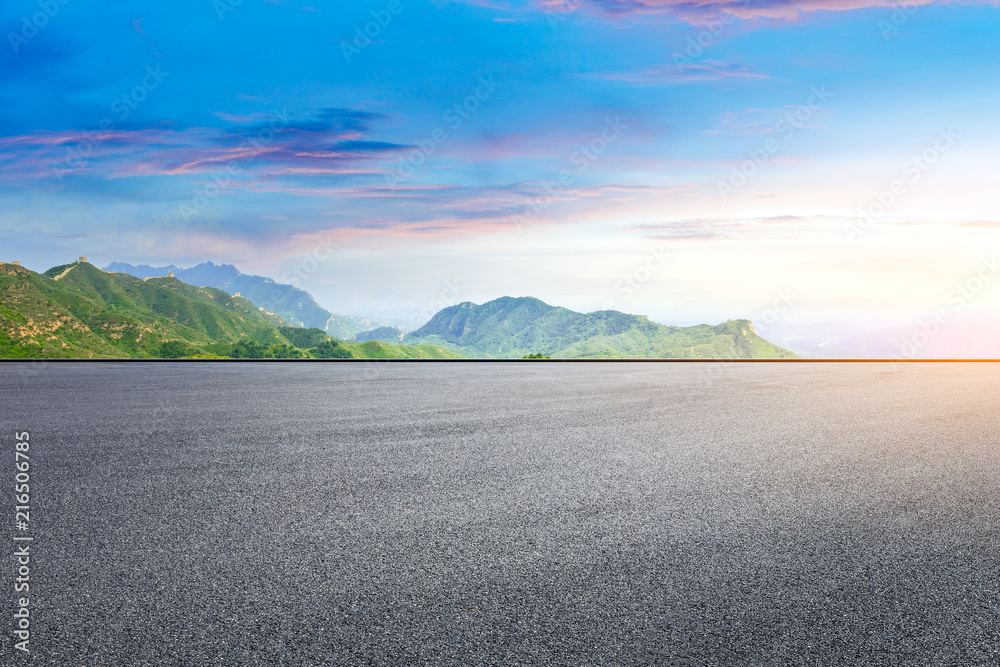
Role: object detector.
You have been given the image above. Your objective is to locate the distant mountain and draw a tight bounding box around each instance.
[325,314,397,340]
[755,318,1000,359]
[752,320,894,359]
[104,261,391,338]
[0,260,458,359]
[403,296,797,359]
[352,326,405,344]
[1,260,287,358]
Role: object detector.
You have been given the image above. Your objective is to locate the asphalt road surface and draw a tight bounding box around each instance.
[1,361,999,666]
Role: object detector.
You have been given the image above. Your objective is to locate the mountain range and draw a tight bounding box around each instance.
[1,259,797,360]
[755,318,1000,359]
[0,260,457,359]
[104,261,393,338]
[403,297,796,359]
[352,326,406,344]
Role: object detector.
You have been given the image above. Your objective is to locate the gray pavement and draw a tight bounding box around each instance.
[1,361,999,665]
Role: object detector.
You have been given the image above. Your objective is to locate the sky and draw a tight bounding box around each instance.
[1,0,998,330]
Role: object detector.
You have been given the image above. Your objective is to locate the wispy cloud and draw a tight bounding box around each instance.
[714,105,829,134]
[634,214,832,240]
[587,60,770,85]
[0,108,410,183]
[482,0,953,23]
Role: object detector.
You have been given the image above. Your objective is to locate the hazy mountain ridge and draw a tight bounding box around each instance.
[2,261,288,358]
[0,261,458,359]
[352,326,406,344]
[105,261,391,338]
[755,318,1000,359]
[3,262,794,360]
[403,296,797,359]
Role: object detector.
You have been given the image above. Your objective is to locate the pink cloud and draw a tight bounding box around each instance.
[588,60,770,85]
[474,0,954,24]
[0,109,410,184]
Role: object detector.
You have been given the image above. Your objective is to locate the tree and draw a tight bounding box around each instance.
[159,340,193,358]
[310,340,353,359]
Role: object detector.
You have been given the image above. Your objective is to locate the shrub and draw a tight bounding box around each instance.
[310,340,353,359]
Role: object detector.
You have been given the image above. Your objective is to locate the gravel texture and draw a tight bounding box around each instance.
[1,361,999,665]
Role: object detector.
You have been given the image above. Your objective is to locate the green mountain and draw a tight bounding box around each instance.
[403,296,797,359]
[1,264,793,360]
[352,326,405,344]
[0,261,457,359]
[104,261,397,338]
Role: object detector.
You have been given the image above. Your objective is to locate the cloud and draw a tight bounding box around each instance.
[587,60,770,85]
[486,0,949,23]
[714,104,829,134]
[0,108,410,183]
[634,214,829,240]
[229,107,388,136]
[222,180,694,247]
[461,0,515,8]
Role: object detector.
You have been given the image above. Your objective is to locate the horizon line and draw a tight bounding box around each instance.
[3,359,1000,364]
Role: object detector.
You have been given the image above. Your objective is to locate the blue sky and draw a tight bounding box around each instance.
[1,0,998,326]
